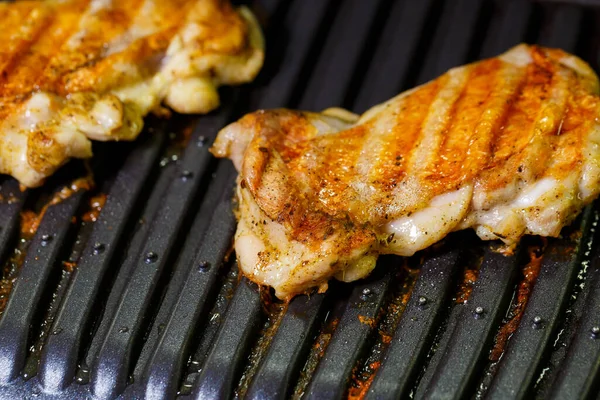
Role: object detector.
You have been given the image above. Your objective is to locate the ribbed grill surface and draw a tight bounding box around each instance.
[0,0,599,399]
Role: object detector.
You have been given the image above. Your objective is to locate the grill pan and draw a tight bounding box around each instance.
[0,0,600,399]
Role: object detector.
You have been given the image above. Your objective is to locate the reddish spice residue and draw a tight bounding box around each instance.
[401,289,413,306]
[490,244,544,361]
[455,267,479,304]
[347,263,420,400]
[312,318,338,357]
[358,315,377,328]
[2,176,93,314]
[234,298,288,399]
[347,362,381,399]
[82,193,107,222]
[20,177,94,238]
[380,332,392,344]
[62,261,77,273]
[20,210,40,240]
[169,119,197,148]
[180,124,195,146]
[293,318,339,398]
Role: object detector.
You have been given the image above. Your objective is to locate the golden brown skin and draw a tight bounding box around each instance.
[213,45,600,299]
[0,0,264,187]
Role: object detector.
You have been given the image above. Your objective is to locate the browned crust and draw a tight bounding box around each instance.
[225,45,600,246]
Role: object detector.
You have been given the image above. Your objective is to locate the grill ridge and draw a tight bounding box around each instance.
[37,123,168,393]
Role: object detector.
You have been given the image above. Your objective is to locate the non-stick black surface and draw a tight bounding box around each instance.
[0,0,599,399]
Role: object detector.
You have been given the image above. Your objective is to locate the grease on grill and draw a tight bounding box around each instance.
[348,259,420,398]
[179,263,240,395]
[455,257,483,304]
[171,118,198,149]
[235,295,287,398]
[62,261,77,273]
[348,362,380,400]
[489,243,545,361]
[0,241,29,315]
[455,266,480,304]
[82,193,107,222]
[0,192,19,204]
[21,177,94,238]
[292,317,340,399]
[1,177,94,315]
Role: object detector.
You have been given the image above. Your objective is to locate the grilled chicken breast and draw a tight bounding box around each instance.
[0,0,263,187]
[212,44,600,299]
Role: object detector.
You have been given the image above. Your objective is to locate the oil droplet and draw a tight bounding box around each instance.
[93,243,105,255]
[197,136,208,147]
[198,261,211,272]
[145,252,158,263]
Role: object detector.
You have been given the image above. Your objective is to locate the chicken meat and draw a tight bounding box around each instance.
[0,0,263,187]
[212,44,600,299]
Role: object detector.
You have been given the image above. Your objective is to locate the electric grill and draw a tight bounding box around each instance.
[0,0,599,399]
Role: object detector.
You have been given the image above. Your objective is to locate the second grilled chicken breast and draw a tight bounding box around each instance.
[0,0,263,187]
[212,44,600,299]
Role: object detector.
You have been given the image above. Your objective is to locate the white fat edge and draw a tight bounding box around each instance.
[498,44,533,67]
[305,112,356,136]
[334,254,377,283]
[474,176,577,239]
[89,94,124,133]
[23,92,60,128]
[471,178,521,211]
[165,76,220,114]
[521,175,579,236]
[465,175,581,242]
[384,185,473,257]
[513,177,558,208]
[466,206,526,243]
[320,108,360,124]
[111,66,169,115]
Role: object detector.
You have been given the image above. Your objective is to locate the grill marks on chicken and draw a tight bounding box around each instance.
[0,0,263,187]
[212,45,600,299]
